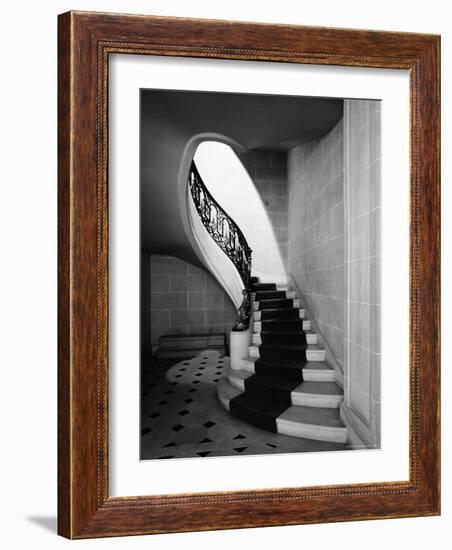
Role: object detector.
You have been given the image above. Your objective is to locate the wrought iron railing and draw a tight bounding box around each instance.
[188,161,252,329]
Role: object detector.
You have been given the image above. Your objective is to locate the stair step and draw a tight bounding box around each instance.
[253,332,317,346]
[249,344,326,362]
[291,381,343,408]
[227,368,341,408]
[240,358,336,381]
[228,390,290,432]
[227,367,254,391]
[276,406,347,443]
[217,379,347,442]
[251,275,289,286]
[254,319,310,332]
[250,283,277,291]
[254,309,305,321]
[253,299,301,311]
[252,290,296,301]
[216,377,242,411]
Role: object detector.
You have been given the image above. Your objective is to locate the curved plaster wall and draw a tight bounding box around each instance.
[194,141,287,283]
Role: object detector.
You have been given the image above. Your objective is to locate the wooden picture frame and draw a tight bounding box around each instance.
[58,11,440,538]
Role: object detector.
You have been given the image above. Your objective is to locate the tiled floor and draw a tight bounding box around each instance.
[141,349,348,460]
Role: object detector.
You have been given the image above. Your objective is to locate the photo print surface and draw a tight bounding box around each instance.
[140,90,381,461]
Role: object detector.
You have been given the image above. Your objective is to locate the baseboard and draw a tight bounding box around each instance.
[340,403,375,449]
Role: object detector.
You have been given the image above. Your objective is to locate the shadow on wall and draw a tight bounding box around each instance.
[194,141,288,283]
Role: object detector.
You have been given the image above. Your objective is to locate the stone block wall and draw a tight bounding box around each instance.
[145,255,237,352]
[287,120,345,370]
[286,101,381,448]
[343,99,381,447]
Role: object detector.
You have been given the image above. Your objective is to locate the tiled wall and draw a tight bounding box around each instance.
[145,255,237,351]
[287,102,381,448]
[343,99,381,448]
[287,121,345,370]
[238,151,288,277]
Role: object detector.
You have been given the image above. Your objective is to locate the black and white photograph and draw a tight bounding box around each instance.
[0,0,445,545]
[140,90,381,460]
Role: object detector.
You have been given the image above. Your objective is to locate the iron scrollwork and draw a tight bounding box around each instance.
[188,161,252,329]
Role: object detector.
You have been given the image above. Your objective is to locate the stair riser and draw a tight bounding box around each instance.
[218,391,231,412]
[239,359,336,382]
[254,320,310,331]
[303,370,336,382]
[252,333,317,346]
[227,373,246,392]
[249,346,326,362]
[254,310,305,321]
[251,290,295,301]
[253,299,301,311]
[228,371,341,408]
[291,393,343,408]
[276,285,289,292]
[307,350,325,361]
[276,419,348,443]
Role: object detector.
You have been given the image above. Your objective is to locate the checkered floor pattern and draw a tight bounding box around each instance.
[141,350,346,460]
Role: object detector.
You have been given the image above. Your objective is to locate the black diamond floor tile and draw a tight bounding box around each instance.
[171,424,184,432]
[140,353,349,461]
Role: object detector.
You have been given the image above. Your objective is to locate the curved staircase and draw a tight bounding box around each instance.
[217,277,348,445]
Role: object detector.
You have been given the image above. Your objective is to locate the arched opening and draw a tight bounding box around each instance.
[193,141,287,283]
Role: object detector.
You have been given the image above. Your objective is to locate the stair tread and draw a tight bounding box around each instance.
[258,313,305,323]
[258,343,307,352]
[255,342,316,351]
[259,307,302,313]
[227,367,253,381]
[252,287,277,293]
[257,329,314,336]
[259,315,305,321]
[303,361,335,371]
[217,378,242,400]
[279,405,345,428]
[242,357,334,372]
[247,372,302,391]
[255,290,286,297]
[230,392,289,416]
[230,367,338,393]
[257,299,296,309]
[259,323,306,334]
[293,381,343,396]
[257,296,293,303]
[253,353,320,368]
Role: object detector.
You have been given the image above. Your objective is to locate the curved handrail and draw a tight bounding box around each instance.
[188,161,252,329]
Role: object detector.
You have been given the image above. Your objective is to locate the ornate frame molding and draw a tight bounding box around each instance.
[58,11,440,538]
